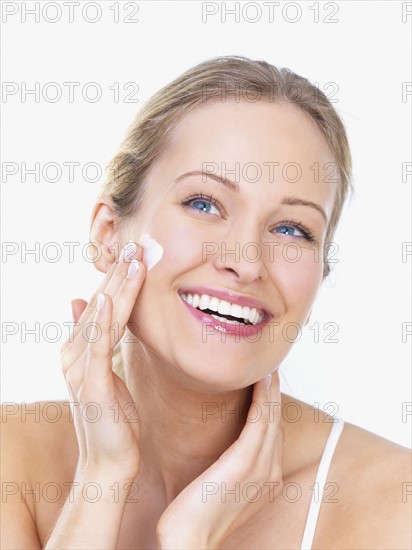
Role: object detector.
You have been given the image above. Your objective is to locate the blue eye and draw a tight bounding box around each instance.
[275,225,304,237]
[273,222,315,242]
[191,199,217,214]
[181,193,221,216]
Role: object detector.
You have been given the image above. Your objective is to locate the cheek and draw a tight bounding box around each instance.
[156,225,203,272]
[128,213,206,342]
[150,199,226,272]
[269,246,322,308]
[140,209,206,284]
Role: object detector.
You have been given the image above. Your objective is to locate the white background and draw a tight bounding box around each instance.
[1,1,411,448]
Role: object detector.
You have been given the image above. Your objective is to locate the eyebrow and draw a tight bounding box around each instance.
[281,196,328,225]
[174,170,239,192]
[174,170,328,224]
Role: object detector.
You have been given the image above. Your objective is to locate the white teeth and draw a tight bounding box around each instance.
[230,303,243,319]
[209,296,220,311]
[242,306,250,320]
[211,314,243,325]
[199,294,210,310]
[180,292,266,325]
[217,300,231,316]
[249,307,257,323]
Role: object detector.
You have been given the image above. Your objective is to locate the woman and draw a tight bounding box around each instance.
[2,56,411,549]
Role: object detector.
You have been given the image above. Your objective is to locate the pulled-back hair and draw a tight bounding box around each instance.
[100,55,352,277]
[99,55,353,379]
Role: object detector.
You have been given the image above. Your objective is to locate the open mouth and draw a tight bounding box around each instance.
[179,292,265,326]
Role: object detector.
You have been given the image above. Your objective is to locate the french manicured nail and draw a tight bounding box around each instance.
[97,293,106,312]
[264,373,272,393]
[127,259,140,278]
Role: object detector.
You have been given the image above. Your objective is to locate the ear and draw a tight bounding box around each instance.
[89,193,121,274]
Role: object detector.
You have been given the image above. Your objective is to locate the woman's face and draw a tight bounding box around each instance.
[124,99,338,391]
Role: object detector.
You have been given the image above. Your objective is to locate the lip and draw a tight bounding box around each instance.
[178,286,273,338]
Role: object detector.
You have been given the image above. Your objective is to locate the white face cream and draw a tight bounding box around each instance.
[139,233,164,271]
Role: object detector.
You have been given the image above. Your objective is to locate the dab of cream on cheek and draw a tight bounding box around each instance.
[138,233,164,271]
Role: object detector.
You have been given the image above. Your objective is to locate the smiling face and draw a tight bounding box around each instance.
[123,99,338,391]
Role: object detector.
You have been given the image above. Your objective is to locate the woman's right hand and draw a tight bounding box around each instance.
[60,241,147,481]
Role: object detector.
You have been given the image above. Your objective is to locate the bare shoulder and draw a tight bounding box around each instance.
[315,414,412,549]
[1,401,78,548]
[1,400,78,473]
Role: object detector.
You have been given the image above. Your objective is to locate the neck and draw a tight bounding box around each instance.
[121,340,302,505]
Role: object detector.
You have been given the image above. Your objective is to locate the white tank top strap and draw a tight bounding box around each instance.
[300,416,345,550]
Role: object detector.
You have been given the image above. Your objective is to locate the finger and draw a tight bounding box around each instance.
[231,372,283,469]
[73,242,143,340]
[82,292,115,398]
[104,241,143,298]
[71,299,88,324]
[261,370,283,465]
[62,242,144,361]
[244,374,272,436]
[61,260,120,355]
[221,376,271,472]
[65,379,87,463]
[112,374,140,441]
[66,257,146,368]
[110,258,147,348]
[68,259,120,338]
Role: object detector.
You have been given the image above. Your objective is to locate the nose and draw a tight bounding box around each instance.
[211,224,269,285]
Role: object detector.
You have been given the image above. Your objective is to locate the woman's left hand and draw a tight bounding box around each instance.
[156,371,284,549]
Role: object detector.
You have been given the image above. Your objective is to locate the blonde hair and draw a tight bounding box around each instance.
[100,55,353,380]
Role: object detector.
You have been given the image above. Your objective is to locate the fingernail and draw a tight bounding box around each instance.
[127,259,140,278]
[97,293,106,312]
[264,373,272,392]
[124,241,138,261]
